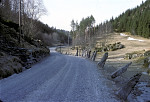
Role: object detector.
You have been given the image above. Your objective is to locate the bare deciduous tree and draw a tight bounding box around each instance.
[23,0,47,20]
[22,0,47,37]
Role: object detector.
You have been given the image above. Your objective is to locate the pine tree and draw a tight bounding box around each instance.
[112,0,150,38]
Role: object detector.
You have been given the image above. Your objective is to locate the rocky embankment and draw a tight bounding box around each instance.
[0,18,50,79]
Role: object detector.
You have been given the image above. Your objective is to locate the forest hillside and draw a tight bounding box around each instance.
[68,0,150,75]
[111,0,150,38]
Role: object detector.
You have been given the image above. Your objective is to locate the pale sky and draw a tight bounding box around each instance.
[40,0,146,31]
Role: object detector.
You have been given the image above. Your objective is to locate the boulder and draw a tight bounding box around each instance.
[125,50,150,60]
[95,42,125,52]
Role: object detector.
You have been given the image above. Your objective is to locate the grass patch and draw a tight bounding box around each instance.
[136,56,146,63]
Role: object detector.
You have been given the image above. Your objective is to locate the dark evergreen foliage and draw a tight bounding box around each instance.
[112,0,150,38]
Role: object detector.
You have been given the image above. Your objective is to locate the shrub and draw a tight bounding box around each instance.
[143,57,150,68]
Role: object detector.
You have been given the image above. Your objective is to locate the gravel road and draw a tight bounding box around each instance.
[0,48,119,102]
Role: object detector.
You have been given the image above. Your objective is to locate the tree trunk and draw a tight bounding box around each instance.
[111,62,132,79]
[117,73,142,100]
[97,52,108,68]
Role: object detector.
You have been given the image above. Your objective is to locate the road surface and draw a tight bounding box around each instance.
[0,48,119,102]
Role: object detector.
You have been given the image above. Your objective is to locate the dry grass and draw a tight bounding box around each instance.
[101,33,150,61]
[61,32,150,74]
[60,33,150,101]
[61,32,150,62]
[95,33,150,76]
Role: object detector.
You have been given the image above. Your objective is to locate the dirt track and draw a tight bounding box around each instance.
[0,48,120,102]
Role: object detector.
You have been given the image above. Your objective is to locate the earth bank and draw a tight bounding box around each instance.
[0,17,50,79]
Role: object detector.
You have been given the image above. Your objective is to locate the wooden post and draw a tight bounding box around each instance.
[83,50,86,57]
[79,49,80,56]
[111,62,132,79]
[85,50,87,58]
[75,47,78,56]
[87,50,89,58]
[91,51,95,60]
[117,73,142,100]
[91,51,94,60]
[81,50,83,57]
[86,50,88,58]
[60,45,61,53]
[68,32,70,54]
[92,51,97,61]
[88,50,91,58]
[97,52,108,68]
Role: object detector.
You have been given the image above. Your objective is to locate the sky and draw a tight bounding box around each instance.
[40,0,146,31]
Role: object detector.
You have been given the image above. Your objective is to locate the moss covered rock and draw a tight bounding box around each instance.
[95,42,125,52]
[143,57,150,68]
[125,50,150,60]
